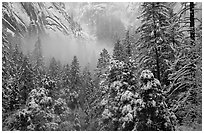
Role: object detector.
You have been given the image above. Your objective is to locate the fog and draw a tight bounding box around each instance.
[20,2,142,71]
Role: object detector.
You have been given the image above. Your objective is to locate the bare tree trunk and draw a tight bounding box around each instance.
[155,47,161,82]
[190,2,195,45]
[152,3,161,82]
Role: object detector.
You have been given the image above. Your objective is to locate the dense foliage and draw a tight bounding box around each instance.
[2,2,202,131]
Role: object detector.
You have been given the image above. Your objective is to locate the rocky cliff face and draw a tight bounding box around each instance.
[2,2,83,38]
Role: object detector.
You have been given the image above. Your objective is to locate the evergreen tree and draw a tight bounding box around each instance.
[123,30,132,60]
[48,57,59,80]
[3,42,24,112]
[62,64,71,88]
[91,49,111,124]
[56,60,63,82]
[18,55,35,104]
[99,62,176,131]
[164,2,202,129]
[99,59,138,130]
[2,28,12,114]
[32,36,45,86]
[134,70,176,131]
[82,65,94,104]
[70,56,81,92]
[136,2,174,86]
[81,65,96,126]
[96,48,110,78]
[112,39,126,62]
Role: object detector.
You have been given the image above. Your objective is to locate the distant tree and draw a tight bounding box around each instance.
[61,64,71,88]
[56,60,63,82]
[82,65,94,105]
[93,48,111,113]
[32,37,45,86]
[18,56,35,104]
[48,57,59,80]
[122,30,132,60]
[70,56,81,92]
[81,65,96,127]
[96,48,110,78]
[112,39,126,62]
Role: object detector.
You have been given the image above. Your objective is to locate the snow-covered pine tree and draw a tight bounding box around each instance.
[112,39,126,62]
[81,65,97,128]
[3,84,55,130]
[18,55,35,105]
[66,56,81,110]
[32,37,45,86]
[3,42,24,112]
[70,56,81,92]
[164,2,202,129]
[99,59,176,131]
[81,66,94,107]
[2,28,12,115]
[134,70,176,131]
[56,60,63,86]
[122,30,132,61]
[136,2,174,86]
[95,48,110,85]
[99,59,139,131]
[61,64,71,88]
[88,49,111,126]
[96,49,110,74]
[48,57,59,80]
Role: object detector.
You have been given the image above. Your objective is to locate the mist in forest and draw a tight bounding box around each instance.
[7,2,202,71]
[2,2,202,131]
[19,2,141,70]
[21,32,114,71]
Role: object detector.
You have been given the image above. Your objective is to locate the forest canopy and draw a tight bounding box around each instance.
[2,2,202,131]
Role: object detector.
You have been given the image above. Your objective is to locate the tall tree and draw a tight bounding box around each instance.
[32,36,45,86]
[48,57,59,80]
[81,65,95,115]
[96,48,110,76]
[70,56,81,92]
[2,28,13,116]
[190,2,195,45]
[123,30,132,59]
[94,48,111,92]
[99,59,138,130]
[62,64,71,88]
[165,2,202,129]
[136,2,174,85]
[18,55,35,104]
